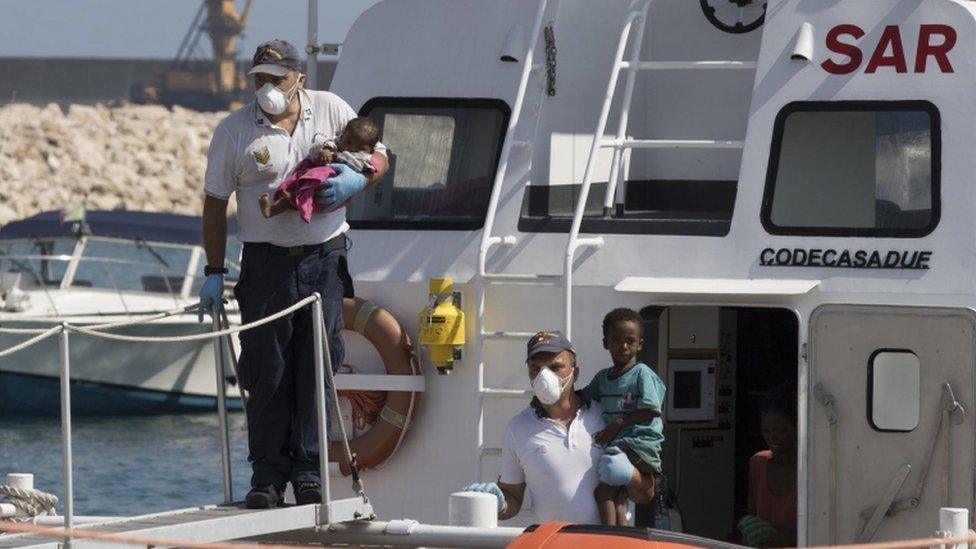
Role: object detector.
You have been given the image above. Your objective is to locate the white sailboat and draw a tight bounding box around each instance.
[0,210,242,415]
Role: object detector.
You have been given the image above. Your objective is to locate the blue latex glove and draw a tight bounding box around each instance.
[313,163,367,210]
[598,446,635,487]
[197,274,224,322]
[461,482,505,513]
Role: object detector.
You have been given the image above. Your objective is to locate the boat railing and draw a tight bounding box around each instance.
[0,292,372,545]
[0,253,217,310]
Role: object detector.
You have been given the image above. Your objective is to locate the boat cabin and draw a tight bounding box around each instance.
[311,0,976,545]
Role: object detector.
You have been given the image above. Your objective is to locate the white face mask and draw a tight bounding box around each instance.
[532,367,571,405]
[255,78,300,115]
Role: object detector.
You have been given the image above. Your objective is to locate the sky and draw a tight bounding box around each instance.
[0,0,381,60]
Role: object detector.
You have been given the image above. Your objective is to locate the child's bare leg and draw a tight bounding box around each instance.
[613,486,629,526]
[259,193,293,218]
[595,482,621,526]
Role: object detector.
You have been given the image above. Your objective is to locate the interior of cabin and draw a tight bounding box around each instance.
[632,305,799,544]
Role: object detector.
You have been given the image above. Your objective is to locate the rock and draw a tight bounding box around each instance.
[0,102,229,225]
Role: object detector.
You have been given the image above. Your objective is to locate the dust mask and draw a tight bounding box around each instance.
[532,368,570,405]
[255,79,299,115]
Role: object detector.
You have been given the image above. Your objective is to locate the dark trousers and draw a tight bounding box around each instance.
[234,238,352,489]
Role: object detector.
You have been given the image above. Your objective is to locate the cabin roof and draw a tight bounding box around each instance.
[0,210,237,246]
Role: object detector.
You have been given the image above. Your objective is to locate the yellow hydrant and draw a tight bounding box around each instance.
[418,278,465,374]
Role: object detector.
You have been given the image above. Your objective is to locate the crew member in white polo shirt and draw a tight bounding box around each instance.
[463,331,656,524]
[199,39,388,509]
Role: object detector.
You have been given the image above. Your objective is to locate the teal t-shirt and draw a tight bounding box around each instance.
[583,362,666,472]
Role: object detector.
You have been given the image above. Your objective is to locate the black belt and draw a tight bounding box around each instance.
[244,234,347,257]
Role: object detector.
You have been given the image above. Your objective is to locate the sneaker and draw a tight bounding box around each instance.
[294,481,322,505]
[245,485,282,509]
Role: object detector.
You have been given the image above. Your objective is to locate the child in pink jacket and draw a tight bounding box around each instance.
[260,117,380,222]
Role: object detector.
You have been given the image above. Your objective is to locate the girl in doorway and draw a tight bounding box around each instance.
[740,392,797,547]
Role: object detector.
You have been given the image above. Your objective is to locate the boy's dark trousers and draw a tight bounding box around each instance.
[234,235,353,490]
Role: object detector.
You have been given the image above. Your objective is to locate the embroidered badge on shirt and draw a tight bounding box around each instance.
[253,146,271,165]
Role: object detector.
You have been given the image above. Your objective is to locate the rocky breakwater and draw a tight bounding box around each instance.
[0,103,231,225]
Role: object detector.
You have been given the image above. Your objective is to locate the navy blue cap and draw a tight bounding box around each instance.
[249,39,303,76]
[527,330,575,358]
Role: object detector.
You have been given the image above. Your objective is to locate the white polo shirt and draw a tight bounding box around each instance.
[499,400,606,524]
[204,89,386,246]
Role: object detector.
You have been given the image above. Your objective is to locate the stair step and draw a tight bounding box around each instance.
[482,388,533,398]
[483,331,536,340]
[600,138,744,150]
[620,60,757,71]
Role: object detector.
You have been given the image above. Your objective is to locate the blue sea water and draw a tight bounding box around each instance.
[0,414,252,516]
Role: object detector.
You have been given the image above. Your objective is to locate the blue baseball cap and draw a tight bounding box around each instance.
[249,39,303,77]
[527,330,575,358]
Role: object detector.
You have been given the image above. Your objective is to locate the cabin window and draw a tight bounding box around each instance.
[762,101,940,237]
[72,238,192,294]
[348,98,510,230]
[868,350,920,432]
[0,239,75,287]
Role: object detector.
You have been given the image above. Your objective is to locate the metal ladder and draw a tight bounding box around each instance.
[474,0,758,479]
[474,0,562,480]
[563,0,757,339]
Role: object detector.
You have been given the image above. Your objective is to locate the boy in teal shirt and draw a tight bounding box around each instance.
[584,307,666,525]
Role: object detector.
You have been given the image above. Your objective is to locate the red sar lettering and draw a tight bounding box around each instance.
[821,24,956,75]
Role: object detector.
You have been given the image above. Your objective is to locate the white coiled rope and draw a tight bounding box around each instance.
[69,296,316,343]
[0,485,58,518]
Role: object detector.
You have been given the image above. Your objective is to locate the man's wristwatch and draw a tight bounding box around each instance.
[204,265,228,276]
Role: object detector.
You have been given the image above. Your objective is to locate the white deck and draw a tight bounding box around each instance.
[0,503,322,548]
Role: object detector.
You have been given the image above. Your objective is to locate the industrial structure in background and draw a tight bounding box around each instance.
[132,0,253,111]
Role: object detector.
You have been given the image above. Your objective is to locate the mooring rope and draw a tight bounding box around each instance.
[0,485,58,519]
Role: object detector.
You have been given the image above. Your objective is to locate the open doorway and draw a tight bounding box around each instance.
[634,306,798,545]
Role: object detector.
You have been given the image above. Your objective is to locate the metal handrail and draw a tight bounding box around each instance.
[562,0,651,339]
[0,294,335,541]
[476,0,553,277]
[473,0,554,483]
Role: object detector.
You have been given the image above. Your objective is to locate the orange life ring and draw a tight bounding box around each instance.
[330,297,422,475]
